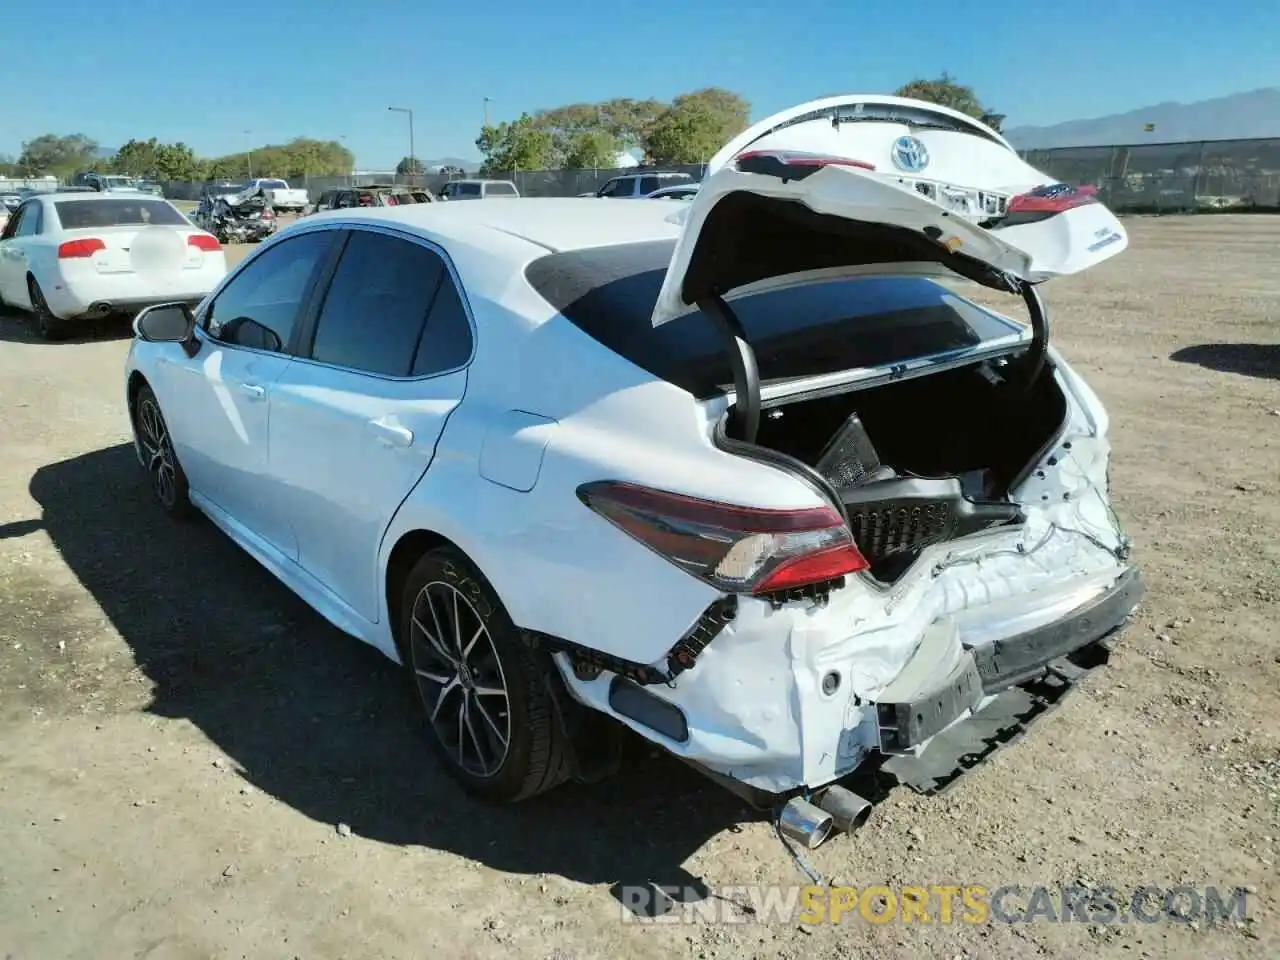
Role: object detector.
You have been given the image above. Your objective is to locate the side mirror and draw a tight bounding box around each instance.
[134,302,199,357]
[220,316,282,353]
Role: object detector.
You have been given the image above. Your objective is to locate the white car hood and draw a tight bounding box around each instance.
[650,94,1127,327]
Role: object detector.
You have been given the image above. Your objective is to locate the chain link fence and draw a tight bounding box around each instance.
[1022,138,1280,212]
[67,138,1280,213]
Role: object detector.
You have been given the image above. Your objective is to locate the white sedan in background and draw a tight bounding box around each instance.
[0,192,227,340]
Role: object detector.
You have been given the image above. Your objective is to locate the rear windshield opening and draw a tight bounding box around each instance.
[56,198,187,229]
[525,241,1027,398]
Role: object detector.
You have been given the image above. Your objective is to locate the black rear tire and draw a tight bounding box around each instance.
[400,546,572,803]
[132,384,193,519]
[28,277,68,341]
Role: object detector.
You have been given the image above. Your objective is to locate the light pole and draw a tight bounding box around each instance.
[388,106,415,181]
[339,134,352,183]
[244,129,253,178]
[483,96,491,128]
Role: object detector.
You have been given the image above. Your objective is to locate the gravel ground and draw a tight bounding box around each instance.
[0,216,1276,960]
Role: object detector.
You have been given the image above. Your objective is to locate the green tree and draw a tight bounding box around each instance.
[111,139,203,180]
[643,88,751,164]
[475,113,553,172]
[894,74,1005,132]
[0,153,17,177]
[202,138,353,181]
[563,130,621,169]
[16,133,100,178]
[396,156,425,175]
[532,98,663,166]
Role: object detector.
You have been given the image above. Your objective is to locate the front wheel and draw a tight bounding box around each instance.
[132,385,192,519]
[400,547,572,803]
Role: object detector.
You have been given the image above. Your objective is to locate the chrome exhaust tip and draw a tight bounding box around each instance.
[815,784,873,834]
[778,796,834,850]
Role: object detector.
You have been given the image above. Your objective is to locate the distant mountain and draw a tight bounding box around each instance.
[425,156,480,172]
[1005,88,1280,149]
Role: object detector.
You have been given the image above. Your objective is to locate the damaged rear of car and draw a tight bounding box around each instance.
[520,96,1142,847]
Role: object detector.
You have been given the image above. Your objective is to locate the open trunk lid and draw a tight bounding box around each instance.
[651,94,1127,328]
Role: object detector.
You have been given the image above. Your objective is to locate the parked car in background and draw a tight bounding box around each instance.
[242,177,310,214]
[437,179,519,200]
[306,185,435,214]
[134,180,165,197]
[595,171,695,199]
[73,172,144,193]
[0,192,22,211]
[118,95,1140,848]
[645,183,699,201]
[0,192,226,340]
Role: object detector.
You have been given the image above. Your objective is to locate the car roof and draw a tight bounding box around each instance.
[615,171,692,179]
[308,197,682,255]
[39,191,167,203]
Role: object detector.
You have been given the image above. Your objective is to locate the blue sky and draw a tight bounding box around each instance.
[3,0,1276,168]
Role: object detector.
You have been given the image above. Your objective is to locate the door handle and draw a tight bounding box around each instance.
[239,382,266,400]
[369,418,414,448]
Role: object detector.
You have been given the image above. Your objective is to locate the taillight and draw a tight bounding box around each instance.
[187,233,220,252]
[57,238,105,259]
[735,150,876,181]
[577,480,868,595]
[1007,182,1099,215]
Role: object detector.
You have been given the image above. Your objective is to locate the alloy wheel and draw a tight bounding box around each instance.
[409,581,512,778]
[136,397,178,508]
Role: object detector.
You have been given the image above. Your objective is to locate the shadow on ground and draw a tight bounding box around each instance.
[29,443,880,904]
[0,305,134,344]
[1169,342,1279,381]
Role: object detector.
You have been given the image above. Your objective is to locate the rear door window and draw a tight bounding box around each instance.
[411,271,474,376]
[307,230,446,377]
[484,182,517,197]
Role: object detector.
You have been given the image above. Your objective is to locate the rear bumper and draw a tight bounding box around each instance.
[563,553,1143,803]
[48,266,225,320]
[877,567,1143,752]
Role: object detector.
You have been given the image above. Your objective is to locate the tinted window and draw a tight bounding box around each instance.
[597,179,625,197]
[207,231,333,351]
[56,199,186,228]
[639,177,662,195]
[456,183,481,198]
[525,241,1026,398]
[412,274,473,376]
[15,203,40,236]
[484,182,517,196]
[309,231,445,376]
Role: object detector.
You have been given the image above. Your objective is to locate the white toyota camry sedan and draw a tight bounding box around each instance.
[123,95,1143,850]
[0,191,226,340]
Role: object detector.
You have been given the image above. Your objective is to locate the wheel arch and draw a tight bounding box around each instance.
[384,528,471,662]
[126,370,150,418]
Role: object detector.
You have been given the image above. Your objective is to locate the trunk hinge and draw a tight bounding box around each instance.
[1018,280,1050,390]
[698,293,761,444]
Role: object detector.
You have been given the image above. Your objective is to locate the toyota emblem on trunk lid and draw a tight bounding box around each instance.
[891,136,930,172]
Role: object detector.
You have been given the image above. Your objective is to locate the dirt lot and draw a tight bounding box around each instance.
[0,217,1277,960]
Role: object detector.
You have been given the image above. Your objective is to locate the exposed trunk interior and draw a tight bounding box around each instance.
[747,357,1068,581]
